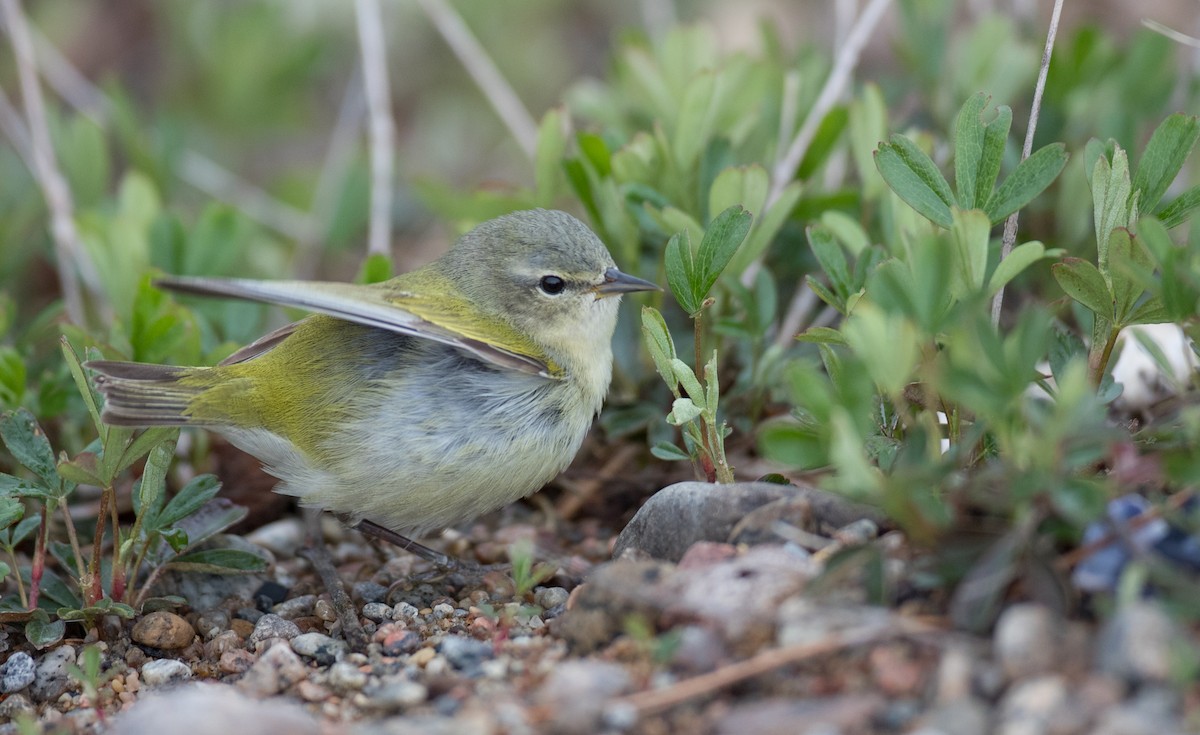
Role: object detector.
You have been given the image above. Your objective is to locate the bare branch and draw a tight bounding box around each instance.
[355,0,395,259]
[1142,18,1200,49]
[416,0,538,159]
[0,0,96,324]
[991,0,1063,326]
[766,0,892,210]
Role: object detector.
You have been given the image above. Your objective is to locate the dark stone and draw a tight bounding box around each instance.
[254,581,289,606]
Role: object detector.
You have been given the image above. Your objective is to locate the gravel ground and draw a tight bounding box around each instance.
[0,481,1197,734]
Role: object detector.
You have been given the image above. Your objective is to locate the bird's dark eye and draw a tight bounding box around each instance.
[539,275,566,295]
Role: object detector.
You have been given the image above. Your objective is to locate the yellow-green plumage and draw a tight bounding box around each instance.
[89,210,657,535]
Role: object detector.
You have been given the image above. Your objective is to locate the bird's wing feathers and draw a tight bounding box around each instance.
[159,276,561,378]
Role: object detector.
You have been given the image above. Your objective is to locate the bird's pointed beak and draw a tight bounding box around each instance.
[593,267,660,299]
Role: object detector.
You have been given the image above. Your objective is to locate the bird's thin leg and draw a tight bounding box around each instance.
[299,508,369,652]
[352,518,519,580]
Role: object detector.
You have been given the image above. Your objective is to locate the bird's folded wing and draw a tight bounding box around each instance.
[158,276,560,378]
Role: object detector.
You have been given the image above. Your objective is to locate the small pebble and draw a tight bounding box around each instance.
[382,630,422,657]
[132,611,197,650]
[327,661,368,691]
[362,602,393,622]
[236,607,264,624]
[439,636,493,676]
[204,630,244,660]
[314,599,338,622]
[254,580,290,607]
[291,632,347,666]
[141,659,193,688]
[0,692,35,719]
[31,645,76,702]
[238,642,307,697]
[297,679,331,702]
[193,610,231,640]
[392,602,420,621]
[993,603,1062,681]
[410,648,436,667]
[534,586,570,610]
[274,594,317,620]
[219,649,256,675]
[230,618,256,639]
[354,581,389,604]
[1,651,36,693]
[432,603,455,620]
[247,613,301,647]
[367,677,428,710]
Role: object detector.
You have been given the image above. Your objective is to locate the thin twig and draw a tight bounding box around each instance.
[991,0,1063,326]
[300,70,367,278]
[1142,19,1200,49]
[766,0,892,211]
[773,281,820,348]
[0,0,94,325]
[610,621,925,716]
[0,85,36,172]
[179,151,319,243]
[416,0,538,159]
[355,0,395,259]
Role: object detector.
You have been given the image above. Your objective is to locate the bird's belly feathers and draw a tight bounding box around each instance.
[220,343,603,536]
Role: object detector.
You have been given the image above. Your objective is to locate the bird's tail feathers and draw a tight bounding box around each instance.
[87,361,204,427]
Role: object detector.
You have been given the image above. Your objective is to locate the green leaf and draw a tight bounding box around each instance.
[820,210,870,256]
[650,441,690,461]
[167,548,268,574]
[1092,147,1133,271]
[796,327,848,345]
[534,107,567,206]
[797,105,849,180]
[708,165,768,225]
[664,230,699,315]
[804,275,844,314]
[727,181,801,276]
[0,496,23,529]
[669,359,705,410]
[0,408,59,490]
[640,307,679,394]
[155,474,223,530]
[1157,184,1200,229]
[695,205,752,300]
[1133,113,1200,213]
[25,610,65,649]
[1,514,40,549]
[356,253,393,285]
[116,427,179,476]
[672,72,717,170]
[988,241,1046,295]
[56,454,103,487]
[874,134,954,228]
[954,93,1012,210]
[1052,258,1112,317]
[949,208,990,293]
[61,336,103,432]
[984,143,1068,224]
[666,398,703,425]
[1108,228,1153,325]
[135,440,174,517]
[1126,298,1171,325]
[807,224,851,299]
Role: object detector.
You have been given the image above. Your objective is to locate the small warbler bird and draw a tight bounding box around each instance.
[89,209,657,547]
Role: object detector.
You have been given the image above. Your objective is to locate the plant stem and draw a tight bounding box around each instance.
[354,0,395,259]
[28,504,48,609]
[8,548,26,609]
[693,312,717,482]
[1090,325,1121,387]
[58,502,85,581]
[86,485,109,605]
[109,487,125,600]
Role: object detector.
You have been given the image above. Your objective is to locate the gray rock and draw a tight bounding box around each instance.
[327,661,368,691]
[193,610,231,640]
[273,594,316,620]
[0,651,36,693]
[110,682,320,735]
[0,691,34,720]
[993,603,1063,681]
[614,481,883,561]
[534,586,570,610]
[362,602,393,622]
[238,641,308,697]
[1096,600,1193,685]
[438,636,493,675]
[131,611,196,650]
[998,675,1072,734]
[140,659,193,688]
[534,660,632,734]
[365,676,428,711]
[247,613,301,647]
[391,602,420,621]
[1092,685,1185,735]
[290,632,346,665]
[30,645,75,702]
[354,581,389,604]
[715,695,886,735]
[915,697,991,735]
